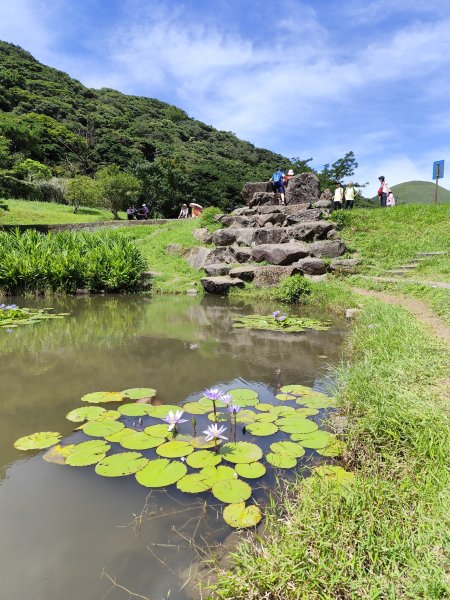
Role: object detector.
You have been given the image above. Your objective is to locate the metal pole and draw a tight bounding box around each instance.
[434,163,440,206]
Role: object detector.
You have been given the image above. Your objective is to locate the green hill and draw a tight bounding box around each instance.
[0,41,288,213]
[372,180,450,204]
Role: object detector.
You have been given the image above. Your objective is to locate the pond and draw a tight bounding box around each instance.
[0,294,346,600]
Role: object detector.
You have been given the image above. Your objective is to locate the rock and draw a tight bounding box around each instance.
[241,182,271,204]
[280,203,311,214]
[254,228,289,245]
[292,257,327,275]
[345,308,361,320]
[264,221,274,228]
[288,220,333,241]
[310,240,346,258]
[327,229,339,240]
[205,246,235,264]
[219,215,251,228]
[286,208,323,223]
[257,205,282,214]
[230,207,247,216]
[166,243,184,255]
[212,229,237,246]
[252,242,310,265]
[304,274,328,282]
[285,172,320,205]
[234,228,257,246]
[229,266,257,282]
[249,191,277,207]
[201,276,245,294]
[192,228,213,244]
[186,246,211,269]
[186,288,198,295]
[320,189,333,201]
[257,212,286,227]
[314,199,332,209]
[204,263,231,276]
[231,246,253,263]
[76,288,90,295]
[330,258,359,273]
[253,266,301,287]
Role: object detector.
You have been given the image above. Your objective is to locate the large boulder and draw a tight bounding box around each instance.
[288,220,333,241]
[212,229,237,246]
[231,246,253,263]
[286,208,323,223]
[320,189,333,201]
[241,182,270,204]
[309,240,346,258]
[285,172,320,205]
[186,247,211,269]
[204,263,231,276]
[329,258,359,273]
[229,266,257,282]
[252,242,310,265]
[201,276,245,295]
[205,246,235,264]
[219,215,251,228]
[257,205,282,215]
[192,228,213,244]
[253,228,289,245]
[314,199,332,209]
[249,192,277,207]
[253,266,302,287]
[292,257,327,275]
[257,212,286,227]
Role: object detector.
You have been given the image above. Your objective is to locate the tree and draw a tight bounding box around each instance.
[66,176,100,213]
[95,165,141,219]
[317,151,358,189]
[13,158,52,181]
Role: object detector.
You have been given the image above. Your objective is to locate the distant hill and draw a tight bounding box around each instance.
[372,180,450,204]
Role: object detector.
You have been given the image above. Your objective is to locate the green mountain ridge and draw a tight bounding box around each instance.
[372,180,450,204]
[0,40,289,213]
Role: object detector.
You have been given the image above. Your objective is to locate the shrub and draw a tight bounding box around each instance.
[66,175,100,212]
[276,275,312,303]
[33,177,68,203]
[198,206,222,229]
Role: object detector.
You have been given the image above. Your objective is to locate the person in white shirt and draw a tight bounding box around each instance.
[377,176,390,207]
[344,181,356,209]
[334,183,344,210]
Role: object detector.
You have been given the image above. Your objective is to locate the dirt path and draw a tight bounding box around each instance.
[352,287,450,347]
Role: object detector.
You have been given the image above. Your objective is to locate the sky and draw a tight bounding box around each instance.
[1,0,450,195]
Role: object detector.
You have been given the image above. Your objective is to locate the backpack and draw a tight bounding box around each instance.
[272,171,283,183]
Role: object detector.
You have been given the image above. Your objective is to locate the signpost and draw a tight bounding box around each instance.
[432,160,444,206]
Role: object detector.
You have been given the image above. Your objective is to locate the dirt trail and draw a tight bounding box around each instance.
[351,287,450,347]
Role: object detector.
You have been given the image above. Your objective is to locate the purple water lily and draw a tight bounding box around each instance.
[272,310,281,318]
[203,388,223,401]
[219,393,232,405]
[163,410,188,433]
[226,404,242,415]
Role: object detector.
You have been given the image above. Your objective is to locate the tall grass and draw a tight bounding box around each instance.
[0,229,146,293]
[212,301,449,599]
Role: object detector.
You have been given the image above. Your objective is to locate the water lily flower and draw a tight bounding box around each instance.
[163,410,188,432]
[203,423,228,442]
[277,315,287,322]
[219,393,232,405]
[226,404,242,415]
[203,387,223,401]
[272,310,281,318]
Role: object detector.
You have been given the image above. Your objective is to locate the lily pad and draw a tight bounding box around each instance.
[120,432,165,450]
[276,417,318,435]
[144,424,173,438]
[255,403,274,412]
[280,384,314,395]
[82,420,124,438]
[270,441,305,458]
[303,396,336,409]
[270,406,295,416]
[212,478,252,503]
[43,444,75,464]
[291,430,334,449]
[220,442,263,464]
[150,404,181,418]
[235,462,266,479]
[316,438,346,457]
[236,410,257,424]
[105,428,137,442]
[118,403,153,417]
[246,422,278,436]
[66,406,106,423]
[254,412,278,423]
[186,450,222,469]
[198,397,227,409]
[266,452,297,468]
[96,452,148,477]
[228,388,259,407]
[81,391,124,404]
[176,472,212,493]
[182,401,211,415]
[156,440,194,458]
[200,465,236,487]
[136,458,187,487]
[122,388,157,400]
[66,440,111,466]
[92,410,121,422]
[275,392,298,402]
[207,411,228,422]
[191,436,221,449]
[223,502,262,528]
[295,407,319,417]
[14,431,62,451]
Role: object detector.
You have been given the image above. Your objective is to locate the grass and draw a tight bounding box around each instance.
[382,180,450,205]
[0,199,125,224]
[212,300,450,599]
[332,204,450,276]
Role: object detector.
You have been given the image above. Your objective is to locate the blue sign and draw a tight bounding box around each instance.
[432,160,444,179]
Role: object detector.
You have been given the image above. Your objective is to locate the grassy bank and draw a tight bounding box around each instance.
[0,199,126,224]
[212,301,450,598]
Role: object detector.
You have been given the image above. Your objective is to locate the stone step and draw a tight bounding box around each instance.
[212,222,335,247]
[397,264,418,269]
[229,265,301,286]
[200,276,245,295]
[385,269,408,276]
[415,251,447,257]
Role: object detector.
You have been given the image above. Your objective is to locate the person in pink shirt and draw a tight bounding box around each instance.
[377,176,390,207]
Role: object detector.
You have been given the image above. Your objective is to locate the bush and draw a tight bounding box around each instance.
[66,175,99,212]
[276,275,312,303]
[198,206,222,229]
[33,177,68,203]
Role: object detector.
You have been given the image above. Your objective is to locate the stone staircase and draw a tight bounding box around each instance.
[196,174,357,294]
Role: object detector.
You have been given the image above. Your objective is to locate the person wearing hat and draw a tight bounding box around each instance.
[344,181,356,209]
[377,176,390,207]
[269,166,286,204]
[283,169,295,191]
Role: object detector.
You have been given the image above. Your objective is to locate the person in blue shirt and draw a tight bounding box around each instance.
[269,167,286,204]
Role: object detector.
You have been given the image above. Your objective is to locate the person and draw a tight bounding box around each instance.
[344,181,356,209]
[386,190,396,206]
[333,182,344,210]
[192,206,202,218]
[377,176,390,207]
[126,206,135,220]
[136,204,149,220]
[178,203,189,218]
[269,166,286,204]
[283,169,295,189]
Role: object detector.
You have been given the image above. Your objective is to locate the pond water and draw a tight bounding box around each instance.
[0,294,346,600]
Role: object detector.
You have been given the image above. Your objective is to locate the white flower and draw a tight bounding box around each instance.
[202,423,228,442]
[163,410,188,431]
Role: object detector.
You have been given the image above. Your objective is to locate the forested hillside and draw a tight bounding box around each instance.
[0,41,288,214]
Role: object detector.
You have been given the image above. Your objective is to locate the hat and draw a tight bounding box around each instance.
[287,169,294,175]
[378,176,385,180]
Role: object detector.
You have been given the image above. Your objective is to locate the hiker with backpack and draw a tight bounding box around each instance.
[269,167,286,205]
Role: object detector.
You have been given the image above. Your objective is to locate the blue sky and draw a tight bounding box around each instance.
[1,0,450,195]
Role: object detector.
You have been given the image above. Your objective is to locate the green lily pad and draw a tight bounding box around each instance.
[276,417,318,435]
[66,440,111,467]
[191,436,221,449]
[105,428,137,442]
[212,478,252,503]
[119,432,165,450]
[135,458,187,487]
[280,384,314,395]
[156,440,194,458]
[82,420,124,438]
[65,406,106,423]
[182,401,211,415]
[235,461,266,479]
[176,472,212,493]
[271,406,295,416]
[220,442,263,464]
[96,452,148,477]
[223,502,262,528]
[270,441,305,458]
[144,424,173,438]
[228,389,259,407]
[92,410,121,422]
[312,465,354,485]
[122,388,157,400]
[295,407,319,417]
[254,412,278,423]
[207,411,228,422]
[198,397,227,408]
[118,403,154,417]
[255,403,274,412]
[186,450,222,469]
[303,396,336,409]
[42,444,75,464]
[236,410,257,424]
[81,391,124,404]
[316,438,346,457]
[150,404,181,418]
[200,465,236,487]
[266,452,297,468]
[14,431,62,451]
[246,422,278,436]
[275,392,298,402]
[291,430,334,449]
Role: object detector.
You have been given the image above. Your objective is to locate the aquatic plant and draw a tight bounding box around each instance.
[233,313,331,333]
[163,410,188,434]
[0,304,68,329]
